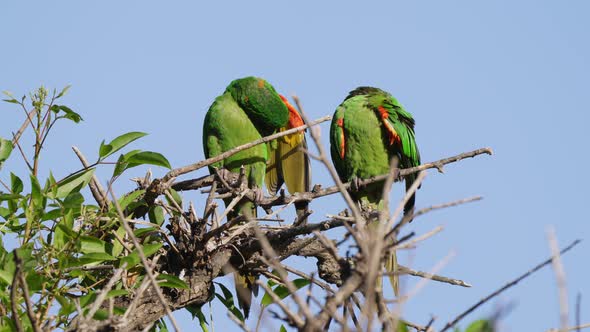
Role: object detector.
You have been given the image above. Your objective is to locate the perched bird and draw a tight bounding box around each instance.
[202,76,310,318]
[329,86,420,295]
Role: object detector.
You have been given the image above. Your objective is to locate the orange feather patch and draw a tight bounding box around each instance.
[337,118,345,159]
[378,106,401,146]
[279,95,305,129]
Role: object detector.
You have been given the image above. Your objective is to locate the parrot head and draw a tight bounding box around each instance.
[227,76,289,136]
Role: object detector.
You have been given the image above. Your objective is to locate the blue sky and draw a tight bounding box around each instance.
[2,1,589,331]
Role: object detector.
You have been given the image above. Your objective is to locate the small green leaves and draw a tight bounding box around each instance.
[30,174,44,210]
[2,90,19,104]
[53,168,95,199]
[78,252,116,265]
[148,206,165,225]
[186,304,209,332]
[56,85,71,99]
[119,242,162,269]
[215,282,244,322]
[113,150,171,177]
[261,278,310,306]
[99,132,148,159]
[118,189,145,211]
[80,236,108,254]
[157,273,189,289]
[0,137,13,168]
[10,173,23,194]
[50,105,83,123]
[397,321,409,332]
[465,319,495,332]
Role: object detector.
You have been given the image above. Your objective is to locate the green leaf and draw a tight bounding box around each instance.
[110,226,126,257]
[54,168,95,199]
[1,91,18,104]
[99,131,148,159]
[56,295,75,316]
[148,206,165,225]
[215,282,244,322]
[107,289,129,298]
[397,321,409,332]
[279,325,287,332]
[0,251,16,284]
[63,192,84,209]
[261,278,310,306]
[133,227,157,239]
[10,173,23,193]
[186,305,209,332]
[157,273,189,289]
[118,189,145,211]
[56,85,71,99]
[30,174,44,210]
[125,151,171,169]
[0,193,22,201]
[54,210,75,248]
[119,243,162,268]
[50,105,83,123]
[78,252,116,265]
[465,319,495,332]
[165,188,183,209]
[112,150,171,177]
[0,138,13,168]
[42,208,62,221]
[80,236,108,254]
[112,150,141,177]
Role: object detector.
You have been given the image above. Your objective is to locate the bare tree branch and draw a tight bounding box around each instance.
[441,239,582,332]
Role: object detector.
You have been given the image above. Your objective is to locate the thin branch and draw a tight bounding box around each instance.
[441,239,582,332]
[394,225,444,250]
[547,227,569,332]
[72,146,109,210]
[253,225,314,323]
[397,265,471,288]
[109,187,181,332]
[228,311,252,332]
[10,255,24,332]
[252,149,489,208]
[162,115,331,182]
[86,265,126,319]
[547,323,590,332]
[256,280,304,328]
[576,293,582,332]
[11,108,38,146]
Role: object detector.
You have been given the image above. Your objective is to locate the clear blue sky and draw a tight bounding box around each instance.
[2,1,589,331]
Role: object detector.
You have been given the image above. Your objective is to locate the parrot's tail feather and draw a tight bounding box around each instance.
[385,249,399,297]
[234,274,256,319]
[404,175,417,221]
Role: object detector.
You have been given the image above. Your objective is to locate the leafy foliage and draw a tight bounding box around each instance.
[0,87,176,330]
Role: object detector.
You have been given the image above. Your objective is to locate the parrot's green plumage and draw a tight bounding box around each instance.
[203,76,310,318]
[330,86,421,295]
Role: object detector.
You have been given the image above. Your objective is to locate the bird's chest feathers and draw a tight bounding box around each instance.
[344,111,391,177]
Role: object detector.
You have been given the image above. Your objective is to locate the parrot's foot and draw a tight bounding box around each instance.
[252,187,265,205]
[215,168,237,187]
[350,176,364,192]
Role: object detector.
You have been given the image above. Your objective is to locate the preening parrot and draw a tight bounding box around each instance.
[329,86,420,296]
[202,76,310,318]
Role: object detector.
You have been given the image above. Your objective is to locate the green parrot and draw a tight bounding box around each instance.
[329,86,420,296]
[202,76,310,318]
